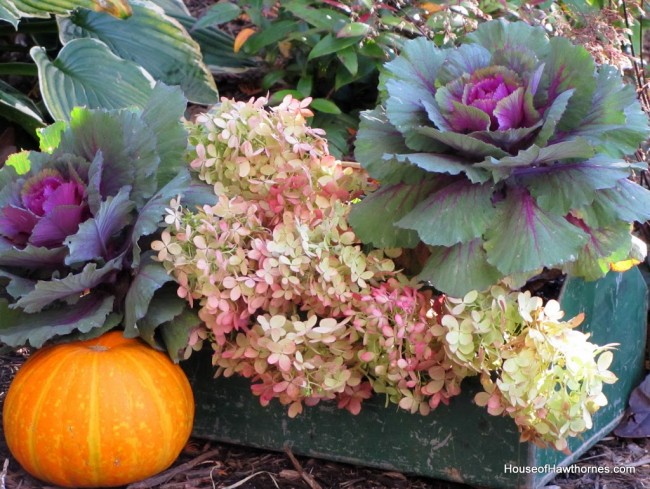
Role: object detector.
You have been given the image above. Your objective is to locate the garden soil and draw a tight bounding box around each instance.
[2,348,650,489]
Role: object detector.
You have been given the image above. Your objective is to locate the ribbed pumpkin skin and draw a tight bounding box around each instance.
[3,331,195,487]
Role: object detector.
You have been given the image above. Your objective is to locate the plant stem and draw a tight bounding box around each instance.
[0,62,37,76]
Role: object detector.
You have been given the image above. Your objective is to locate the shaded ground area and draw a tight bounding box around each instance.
[2,349,650,489]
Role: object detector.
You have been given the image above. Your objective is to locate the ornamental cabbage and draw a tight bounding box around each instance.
[0,84,213,354]
[350,19,650,296]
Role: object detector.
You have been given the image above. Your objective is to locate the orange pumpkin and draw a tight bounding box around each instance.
[3,331,195,487]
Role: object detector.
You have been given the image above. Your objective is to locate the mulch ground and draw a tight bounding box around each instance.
[2,349,650,489]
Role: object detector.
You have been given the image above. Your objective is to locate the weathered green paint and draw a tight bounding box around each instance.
[183,268,648,489]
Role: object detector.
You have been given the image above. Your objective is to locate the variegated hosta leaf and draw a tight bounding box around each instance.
[7,0,131,18]
[31,38,155,121]
[0,80,45,133]
[58,0,218,104]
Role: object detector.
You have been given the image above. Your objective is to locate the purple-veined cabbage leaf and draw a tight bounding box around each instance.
[0,83,216,359]
[350,20,650,296]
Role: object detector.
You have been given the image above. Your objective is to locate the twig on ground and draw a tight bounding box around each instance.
[217,471,279,489]
[283,446,323,489]
[1,459,8,489]
[126,448,221,489]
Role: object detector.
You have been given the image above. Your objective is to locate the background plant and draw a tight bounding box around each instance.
[0,0,257,155]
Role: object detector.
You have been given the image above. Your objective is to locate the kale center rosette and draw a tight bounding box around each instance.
[350,19,650,296]
[0,169,89,248]
[0,84,213,354]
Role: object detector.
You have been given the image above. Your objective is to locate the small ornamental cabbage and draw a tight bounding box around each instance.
[350,19,650,296]
[0,84,213,355]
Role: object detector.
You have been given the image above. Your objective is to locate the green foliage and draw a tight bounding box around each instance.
[194,0,436,156]
[0,0,255,138]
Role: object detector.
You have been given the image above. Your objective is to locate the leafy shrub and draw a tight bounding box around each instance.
[0,0,254,138]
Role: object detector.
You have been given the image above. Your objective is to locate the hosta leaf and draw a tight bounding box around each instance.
[168,12,255,72]
[124,252,176,337]
[397,180,495,247]
[522,157,632,215]
[0,239,67,268]
[0,294,114,347]
[129,287,186,347]
[354,108,429,185]
[10,0,131,17]
[57,106,159,207]
[592,179,650,223]
[484,189,588,275]
[0,2,23,26]
[564,221,632,281]
[58,0,218,104]
[0,79,45,134]
[64,186,135,265]
[31,39,154,121]
[160,308,203,362]
[349,181,439,249]
[140,82,188,187]
[14,255,123,313]
[418,239,501,296]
